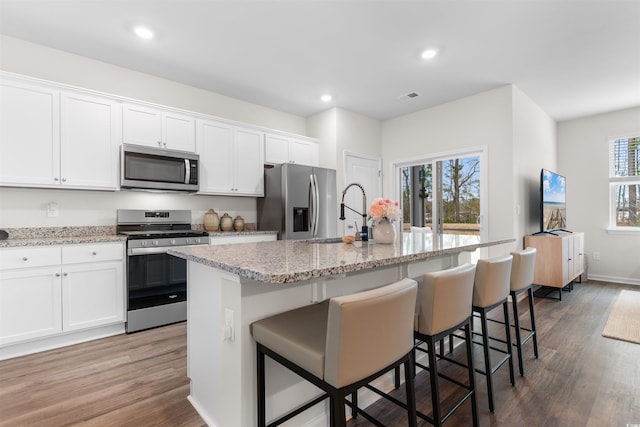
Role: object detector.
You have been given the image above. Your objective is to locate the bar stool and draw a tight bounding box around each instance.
[471,254,515,412]
[510,247,539,376]
[413,263,479,427]
[251,279,418,427]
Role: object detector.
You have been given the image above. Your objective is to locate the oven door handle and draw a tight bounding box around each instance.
[128,247,170,256]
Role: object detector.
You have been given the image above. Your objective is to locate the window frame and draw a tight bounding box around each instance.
[608,135,640,234]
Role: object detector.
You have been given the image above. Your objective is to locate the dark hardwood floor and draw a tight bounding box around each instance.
[1,280,639,426]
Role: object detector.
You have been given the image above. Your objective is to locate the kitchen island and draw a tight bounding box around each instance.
[169,233,514,427]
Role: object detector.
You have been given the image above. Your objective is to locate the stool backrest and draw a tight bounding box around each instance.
[473,255,513,308]
[510,247,537,292]
[324,278,418,388]
[417,263,476,336]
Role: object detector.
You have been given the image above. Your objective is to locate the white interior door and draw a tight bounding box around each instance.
[343,153,382,236]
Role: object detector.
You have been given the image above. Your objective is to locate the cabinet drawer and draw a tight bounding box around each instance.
[62,243,124,264]
[0,246,61,270]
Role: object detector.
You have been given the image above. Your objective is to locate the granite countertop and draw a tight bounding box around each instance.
[168,233,515,284]
[0,226,127,248]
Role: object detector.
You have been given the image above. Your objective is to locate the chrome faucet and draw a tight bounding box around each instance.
[339,183,369,241]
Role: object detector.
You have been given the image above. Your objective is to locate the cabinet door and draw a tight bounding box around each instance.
[0,79,60,186]
[122,103,163,148]
[62,261,124,331]
[290,139,319,166]
[60,92,120,189]
[163,111,195,152]
[233,128,264,196]
[0,267,62,345]
[196,120,235,194]
[264,134,290,164]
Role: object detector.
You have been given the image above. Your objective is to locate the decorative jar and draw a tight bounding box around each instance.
[203,209,220,231]
[220,213,233,231]
[372,219,396,244]
[233,215,245,231]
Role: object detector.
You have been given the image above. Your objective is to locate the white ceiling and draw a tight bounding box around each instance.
[1,0,639,122]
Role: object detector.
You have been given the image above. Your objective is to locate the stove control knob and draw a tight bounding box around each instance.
[141,241,148,247]
[185,238,192,244]
[170,239,176,245]
[152,240,159,246]
[194,238,201,244]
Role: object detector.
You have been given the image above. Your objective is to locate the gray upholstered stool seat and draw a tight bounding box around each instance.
[510,247,539,376]
[413,263,479,427]
[251,278,418,427]
[471,254,515,412]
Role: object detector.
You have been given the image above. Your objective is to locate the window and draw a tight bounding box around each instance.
[609,136,640,230]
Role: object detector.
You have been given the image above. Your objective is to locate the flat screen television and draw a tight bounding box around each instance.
[540,168,569,234]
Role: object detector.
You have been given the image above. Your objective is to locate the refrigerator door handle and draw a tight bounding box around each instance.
[310,174,320,236]
[308,174,315,236]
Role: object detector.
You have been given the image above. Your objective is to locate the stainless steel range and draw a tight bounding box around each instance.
[117,209,208,333]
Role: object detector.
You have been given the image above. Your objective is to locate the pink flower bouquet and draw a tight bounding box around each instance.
[367,198,401,222]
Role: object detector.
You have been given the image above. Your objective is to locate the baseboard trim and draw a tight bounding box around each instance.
[586,275,640,286]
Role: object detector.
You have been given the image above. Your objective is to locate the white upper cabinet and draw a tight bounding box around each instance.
[0,78,119,190]
[197,119,264,196]
[0,79,60,186]
[60,91,120,189]
[265,133,319,166]
[123,103,196,152]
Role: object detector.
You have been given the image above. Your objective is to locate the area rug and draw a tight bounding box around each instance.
[602,290,640,344]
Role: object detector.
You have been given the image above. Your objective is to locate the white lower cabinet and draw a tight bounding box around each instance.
[0,266,63,345]
[62,261,124,332]
[0,242,125,349]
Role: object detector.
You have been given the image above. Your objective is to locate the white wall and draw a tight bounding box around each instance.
[0,35,309,229]
[381,85,516,253]
[307,108,337,170]
[557,107,640,284]
[0,35,306,133]
[512,86,557,241]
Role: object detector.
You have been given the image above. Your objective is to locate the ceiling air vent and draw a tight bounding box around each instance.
[398,92,421,101]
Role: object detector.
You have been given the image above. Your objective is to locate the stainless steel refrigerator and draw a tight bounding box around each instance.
[258,163,337,239]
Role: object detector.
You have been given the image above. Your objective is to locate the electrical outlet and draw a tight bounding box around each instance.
[47,202,59,218]
[593,252,601,261]
[222,308,235,341]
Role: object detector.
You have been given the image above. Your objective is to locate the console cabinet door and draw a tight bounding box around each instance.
[0,79,60,186]
[0,267,62,345]
[60,91,120,189]
[264,134,290,164]
[61,261,124,332]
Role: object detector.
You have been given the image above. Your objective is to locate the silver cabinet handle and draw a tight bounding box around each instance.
[157,141,162,147]
[55,273,60,277]
[62,178,66,182]
[92,251,97,256]
[54,177,59,182]
[63,272,68,277]
[22,257,28,261]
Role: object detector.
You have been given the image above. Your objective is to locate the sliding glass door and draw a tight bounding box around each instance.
[398,150,484,237]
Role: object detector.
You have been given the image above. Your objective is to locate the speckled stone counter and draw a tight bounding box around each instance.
[179,232,515,426]
[169,233,514,283]
[0,226,126,248]
[208,230,278,238]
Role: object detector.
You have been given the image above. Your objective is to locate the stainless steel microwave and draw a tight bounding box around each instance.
[120,144,199,192]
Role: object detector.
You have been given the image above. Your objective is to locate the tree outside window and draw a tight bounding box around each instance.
[610,136,639,228]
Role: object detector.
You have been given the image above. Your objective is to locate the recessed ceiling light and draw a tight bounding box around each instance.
[320,94,332,102]
[134,26,154,40]
[420,48,439,60]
